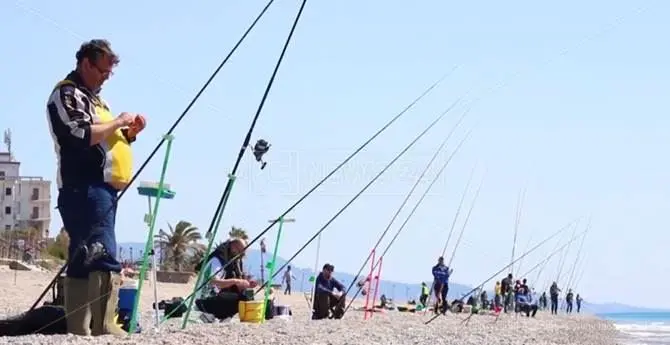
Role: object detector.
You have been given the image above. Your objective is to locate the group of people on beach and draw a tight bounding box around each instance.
[416,256,583,318]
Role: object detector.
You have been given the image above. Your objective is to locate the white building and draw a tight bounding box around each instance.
[0,152,51,238]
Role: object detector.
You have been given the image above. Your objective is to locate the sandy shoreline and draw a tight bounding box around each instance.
[0,269,624,344]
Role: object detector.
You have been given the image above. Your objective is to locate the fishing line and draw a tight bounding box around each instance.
[536,221,576,292]
[424,217,580,325]
[421,165,476,315]
[29,0,280,310]
[256,99,465,296]
[157,76,458,322]
[342,123,474,316]
[339,106,469,307]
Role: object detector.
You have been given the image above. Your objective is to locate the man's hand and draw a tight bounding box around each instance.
[115,112,136,128]
[127,114,146,138]
[248,280,258,288]
[235,279,251,290]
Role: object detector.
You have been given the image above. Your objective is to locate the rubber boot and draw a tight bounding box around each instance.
[88,271,127,336]
[64,277,92,336]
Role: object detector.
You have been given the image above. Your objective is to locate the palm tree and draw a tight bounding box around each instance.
[155,221,202,272]
[229,226,249,240]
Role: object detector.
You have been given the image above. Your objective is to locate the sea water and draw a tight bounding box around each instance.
[599,312,670,345]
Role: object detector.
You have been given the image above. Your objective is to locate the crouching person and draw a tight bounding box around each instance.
[517,291,539,317]
[194,238,255,320]
[312,264,346,320]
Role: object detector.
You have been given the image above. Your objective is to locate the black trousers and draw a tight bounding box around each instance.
[312,293,346,320]
[550,296,558,314]
[519,304,538,317]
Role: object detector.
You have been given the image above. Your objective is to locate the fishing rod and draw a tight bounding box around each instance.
[509,188,526,277]
[181,0,309,328]
[339,106,469,307]
[159,92,462,323]
[565,217,590,291]
[531,229,564,290]
[425,172,485,316]
[554,218,579,288]
[446,172,485,270]
[29,0,279,311]
[257,102,465,297]
[342,125,474,316]
[424,217,580,325]
[421,165,476,315]
[559,218,590,311]
[518,230,587,282]
[515,233,534,278]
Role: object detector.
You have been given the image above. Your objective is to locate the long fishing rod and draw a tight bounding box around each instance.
[164,95,462,323]
[515,233,534,278]
[29,0,279,311]
[565,217,590,291]
[257,104,465,296]
[424,217,580,325]
[518,230,587,282]
[340,106,469,305]
[342,125,474,316]
[447,172,485,269]
[554,219,578,287]
[427,172,486,316]
[558,218,590,311]
[531,230,564,290]
[537,221,577,293]
[181,0,309,327]
[421,165,476,315]
[509,188,526,277]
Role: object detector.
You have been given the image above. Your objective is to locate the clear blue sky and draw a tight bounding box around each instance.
[1,0,668,308]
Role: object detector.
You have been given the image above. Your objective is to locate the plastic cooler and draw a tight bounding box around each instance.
[118,280,138,312]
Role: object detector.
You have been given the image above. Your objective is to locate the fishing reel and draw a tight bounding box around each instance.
[250,139,271,170]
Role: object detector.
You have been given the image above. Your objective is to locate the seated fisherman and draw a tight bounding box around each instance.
[312,263,346,320]
[194,238,256,320]
[516,290,538,318]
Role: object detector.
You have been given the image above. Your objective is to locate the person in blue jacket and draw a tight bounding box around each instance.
[432,256,453,314]
[312,263,346,320]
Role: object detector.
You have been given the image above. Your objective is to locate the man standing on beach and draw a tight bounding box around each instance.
[431,256,453,314]
[549,282,561,315]
[419,282,429,306]
[47,39,146,336]
[500,273,513,313]
[283,265,296,295]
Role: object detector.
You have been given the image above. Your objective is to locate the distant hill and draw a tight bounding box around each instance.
[118,242,667,314]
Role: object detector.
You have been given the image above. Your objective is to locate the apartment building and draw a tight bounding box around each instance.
[0,152,52,238]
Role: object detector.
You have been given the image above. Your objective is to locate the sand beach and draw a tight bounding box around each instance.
[0,268,624,345]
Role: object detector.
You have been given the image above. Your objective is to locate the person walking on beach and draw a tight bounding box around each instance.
[283,265,296,295]
[47,39,146,336]
[576,293,582,313]
[432,256,453,314]
[549,281,561,315]
[419,282,429,306]
[565,289,574,314]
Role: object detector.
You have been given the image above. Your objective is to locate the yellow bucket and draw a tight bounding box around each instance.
[238,300,265,323]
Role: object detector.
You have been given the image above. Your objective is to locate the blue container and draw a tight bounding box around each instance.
[118,286,138,312]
